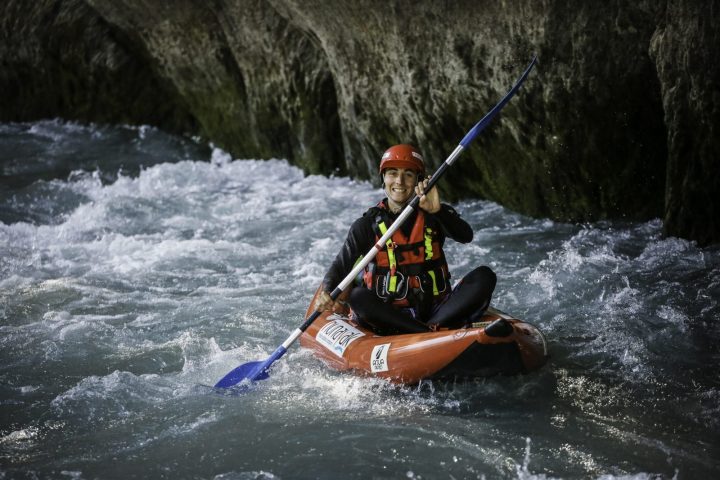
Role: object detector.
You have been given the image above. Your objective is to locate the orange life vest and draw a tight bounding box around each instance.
[363,202,450,309]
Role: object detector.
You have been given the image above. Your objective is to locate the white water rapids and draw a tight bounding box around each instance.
[1,121,719,479]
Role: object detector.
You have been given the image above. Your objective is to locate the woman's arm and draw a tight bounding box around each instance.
[432,204,473,243]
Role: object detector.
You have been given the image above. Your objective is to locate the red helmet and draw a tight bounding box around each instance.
[379,144,425,175]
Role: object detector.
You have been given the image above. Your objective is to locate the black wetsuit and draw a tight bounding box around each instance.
[322,199,496,334]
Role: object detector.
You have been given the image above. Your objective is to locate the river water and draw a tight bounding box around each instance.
[1,120,718,479]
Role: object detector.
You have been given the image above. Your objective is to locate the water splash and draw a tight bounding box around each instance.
[1,121,718,479]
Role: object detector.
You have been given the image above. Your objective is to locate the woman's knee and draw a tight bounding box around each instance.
[464,266,497,289]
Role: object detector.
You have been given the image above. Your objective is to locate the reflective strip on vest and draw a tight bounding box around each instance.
[378,222,398,293]
[427,270,439,296]
[424,227,433,260]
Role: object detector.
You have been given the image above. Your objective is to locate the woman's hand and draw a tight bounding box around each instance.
[416,177,440,214]
[313,290,335,312]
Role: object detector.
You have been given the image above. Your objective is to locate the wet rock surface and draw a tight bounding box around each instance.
[1,0,717,244]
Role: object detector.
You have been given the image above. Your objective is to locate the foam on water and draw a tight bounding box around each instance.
[1,121,719,478]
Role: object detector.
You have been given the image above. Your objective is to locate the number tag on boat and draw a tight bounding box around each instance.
[316,315,365,358]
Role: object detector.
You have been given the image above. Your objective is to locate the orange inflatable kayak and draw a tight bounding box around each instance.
[299,287,548,384]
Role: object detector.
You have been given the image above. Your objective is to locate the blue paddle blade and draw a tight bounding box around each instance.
[214,345,287,390]
[214,360,269,389]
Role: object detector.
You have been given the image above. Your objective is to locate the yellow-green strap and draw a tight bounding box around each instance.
[424,227,433,260]
[427,270,439,296]
[378,221,397,293]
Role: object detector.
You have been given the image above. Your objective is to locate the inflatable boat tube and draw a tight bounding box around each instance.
[299,287,548,384]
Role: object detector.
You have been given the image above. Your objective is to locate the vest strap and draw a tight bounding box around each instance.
[377,221,398,293]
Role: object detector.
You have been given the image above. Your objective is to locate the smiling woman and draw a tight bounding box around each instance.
[315,143,498,336]
[379,144,426,212]
[382,167,419,210]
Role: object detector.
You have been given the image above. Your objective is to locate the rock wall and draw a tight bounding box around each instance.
[649,0,720,246]
[0,0,196,132]
[271,1,669,222]
[1,0,718,245]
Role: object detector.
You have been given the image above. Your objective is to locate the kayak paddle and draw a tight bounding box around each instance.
[214,55,538,390]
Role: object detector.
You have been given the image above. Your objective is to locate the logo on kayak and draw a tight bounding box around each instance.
[370,343,391,373]
[316,317,365,358]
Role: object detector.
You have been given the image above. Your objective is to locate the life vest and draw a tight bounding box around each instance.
[362,202,450,311]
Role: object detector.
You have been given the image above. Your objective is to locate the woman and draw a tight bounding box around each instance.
[315,144,496,334]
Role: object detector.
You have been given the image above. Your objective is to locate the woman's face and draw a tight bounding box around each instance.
[383,167,418,206]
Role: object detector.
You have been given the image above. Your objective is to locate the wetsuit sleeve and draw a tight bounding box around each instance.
[321,216,375,293]
[430,204,473,243]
